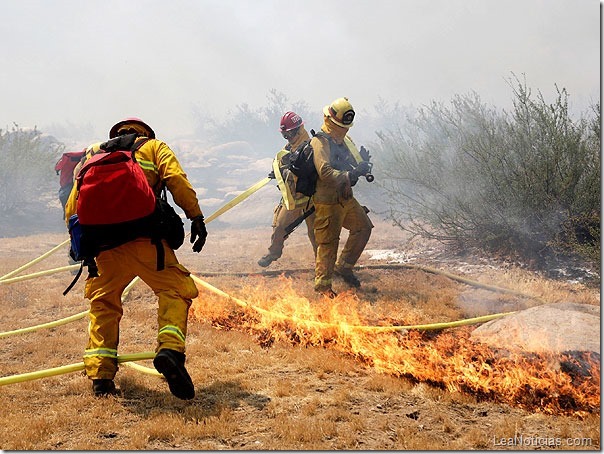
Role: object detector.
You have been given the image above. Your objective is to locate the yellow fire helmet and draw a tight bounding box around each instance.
[323,97,355,128]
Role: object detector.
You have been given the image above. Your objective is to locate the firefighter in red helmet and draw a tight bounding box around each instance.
[258,111,317,267]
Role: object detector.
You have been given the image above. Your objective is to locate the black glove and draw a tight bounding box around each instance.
[359,145,372,162]
[268,170,276,179]
[349,160,372,180]
[356,160,372,175]
[190,215,207,253]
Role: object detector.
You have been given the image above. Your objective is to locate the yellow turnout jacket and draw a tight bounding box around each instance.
[310,118,363,204]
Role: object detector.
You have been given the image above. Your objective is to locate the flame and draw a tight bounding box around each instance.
[190,275,600,417]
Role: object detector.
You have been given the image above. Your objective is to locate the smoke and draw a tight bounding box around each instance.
[0,1,597,141]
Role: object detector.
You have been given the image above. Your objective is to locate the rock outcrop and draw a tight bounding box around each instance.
[471,302,600,354]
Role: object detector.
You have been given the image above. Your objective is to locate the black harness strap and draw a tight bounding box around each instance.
[62,262,84,296]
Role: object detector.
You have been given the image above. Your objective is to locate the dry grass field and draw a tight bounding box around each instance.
[0,220,599,450]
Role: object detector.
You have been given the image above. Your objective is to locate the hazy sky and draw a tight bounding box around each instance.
[0,0,599,141]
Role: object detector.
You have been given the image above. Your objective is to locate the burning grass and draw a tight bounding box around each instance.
[190,275,600,417]
[0,228,600,450]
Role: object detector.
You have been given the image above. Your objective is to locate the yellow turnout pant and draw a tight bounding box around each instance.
[313,197,373,289]
[267,202,317,257]
[83,238,198,380]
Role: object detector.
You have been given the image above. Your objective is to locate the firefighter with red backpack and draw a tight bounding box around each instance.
[258,111,317,267]
[64,117,207,399]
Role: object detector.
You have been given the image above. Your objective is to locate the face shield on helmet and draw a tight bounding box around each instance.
[109,117,156,139]
[323,97,355,128]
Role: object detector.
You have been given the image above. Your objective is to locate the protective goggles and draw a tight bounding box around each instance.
[281,127,300,140]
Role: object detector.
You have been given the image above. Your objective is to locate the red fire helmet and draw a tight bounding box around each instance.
[279,111,304,132]
[109,117,156,139]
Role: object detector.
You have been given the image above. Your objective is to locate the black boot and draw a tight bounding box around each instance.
[153,349,195,400]
[314,284,338,299]
[258,253,280,267]
[92,379,119,397]
[334,266,361,288]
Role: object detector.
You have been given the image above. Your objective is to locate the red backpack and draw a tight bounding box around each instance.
[76,138,155,226]
[74,133,161,262]
[55,150,86,188]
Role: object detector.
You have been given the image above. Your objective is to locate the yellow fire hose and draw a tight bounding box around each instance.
[119,176,272,301]
[0,239,71,282]
[0,351,156,386]
[0,310,89,339]
[120,276,139,303]
[205,176,271,224]
[0,264,81,285]
[1,270,516,340]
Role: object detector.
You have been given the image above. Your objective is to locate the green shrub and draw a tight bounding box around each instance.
[0,124,64,215]
[376,76,600,266]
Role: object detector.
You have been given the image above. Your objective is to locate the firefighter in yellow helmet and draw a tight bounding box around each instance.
[258,111,317,267]
[310,98,373,298]
[65,117,207,399]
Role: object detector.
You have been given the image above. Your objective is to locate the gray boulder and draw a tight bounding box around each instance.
[471,302,600,354]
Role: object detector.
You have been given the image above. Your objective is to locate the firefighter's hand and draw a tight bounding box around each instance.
[190,215,207,253]
[268,170,276,179]
[353,160,372,176]
[360,146,372,161]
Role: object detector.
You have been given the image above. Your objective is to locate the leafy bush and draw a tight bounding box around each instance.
[376,76,600,266]
[0,124,64,215]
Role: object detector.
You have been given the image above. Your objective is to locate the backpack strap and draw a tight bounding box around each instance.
[62,262,84,296]
[295,139,311,152]
[152,186,168,272]
[130,136,150,160]
[153,237,165,272]
[62,257,98,295]
[311,129,330,140]
[114,135,165,270]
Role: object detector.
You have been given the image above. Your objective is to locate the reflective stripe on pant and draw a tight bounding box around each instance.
[83,238,199,380]
[313,198,373,289]
[268,202,317,257]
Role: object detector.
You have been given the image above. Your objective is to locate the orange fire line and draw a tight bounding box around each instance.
[190,274,515,332]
